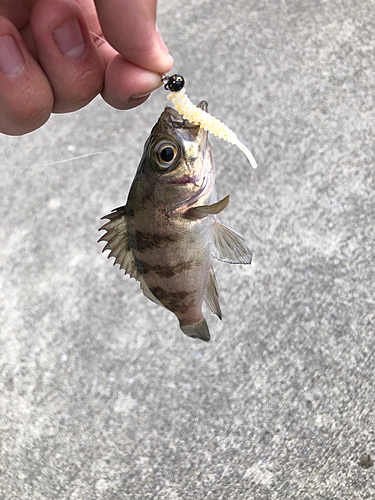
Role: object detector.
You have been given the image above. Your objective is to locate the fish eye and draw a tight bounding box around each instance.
[153,140,178,169]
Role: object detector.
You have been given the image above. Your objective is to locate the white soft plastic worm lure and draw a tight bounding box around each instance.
[162,74,257,169]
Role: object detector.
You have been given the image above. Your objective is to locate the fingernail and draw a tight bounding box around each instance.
[155,25,169,56]
[0,35,24,75]
[130,92,152,100]
[53,18,86,59]
[129,93,151,106]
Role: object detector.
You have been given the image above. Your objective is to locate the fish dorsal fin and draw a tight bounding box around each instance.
[99,207,165,308]
[204,266,222,320]
[188,195,229,219]
[211,219,252,264]
[98,206,140,280]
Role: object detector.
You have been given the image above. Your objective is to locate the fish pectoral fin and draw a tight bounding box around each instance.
[98,206,139,280]
[204,266,222,320]
[187,195,230,219]
[212,219,252,264]
[180,318,210,342]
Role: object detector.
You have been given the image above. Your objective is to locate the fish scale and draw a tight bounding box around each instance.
[131,222,211,322]
[99,101,252,341]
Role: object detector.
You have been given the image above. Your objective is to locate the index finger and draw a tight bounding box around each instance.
[94,0,173,74]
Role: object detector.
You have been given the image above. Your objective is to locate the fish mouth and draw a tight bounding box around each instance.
[169,171,211,212]
[163,106,183,123]
[185,167,213,208]
[162,102,209,150]
[171,175,200,186]
[176,142,213,210]
[162,100,209,130]
[160,101,213,211]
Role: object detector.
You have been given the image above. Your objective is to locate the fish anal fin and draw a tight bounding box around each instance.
[187,195,229,219]
[212,219,252,264]
[180,318,210,342]
[98,206,140,281]
[204,266,222,320]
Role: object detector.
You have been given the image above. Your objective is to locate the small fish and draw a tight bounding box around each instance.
[99,101,252,341]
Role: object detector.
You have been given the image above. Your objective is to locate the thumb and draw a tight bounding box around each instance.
[94,0,173,74]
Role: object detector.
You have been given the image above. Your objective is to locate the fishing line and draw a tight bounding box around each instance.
[89,31,107,44]
[9,150,122,169]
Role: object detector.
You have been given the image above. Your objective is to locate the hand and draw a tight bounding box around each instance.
[0,0,174,135]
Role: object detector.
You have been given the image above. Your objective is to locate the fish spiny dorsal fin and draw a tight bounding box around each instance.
[99,207,165,307]
[211,219,252,264]
[98,206,139,280]
[204,266,222,320]
[188,195,229,219]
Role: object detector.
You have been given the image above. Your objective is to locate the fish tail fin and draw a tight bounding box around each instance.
[180,318,210,342]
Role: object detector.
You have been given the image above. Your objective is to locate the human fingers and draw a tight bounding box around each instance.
[0,15,53,135]
[65,0,168,110]
[94,0,173,74]
[0,0,35,30]
[30,0,105,113]
[101,54,163,110]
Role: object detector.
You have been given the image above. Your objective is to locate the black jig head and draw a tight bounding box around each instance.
[161,74,185,92]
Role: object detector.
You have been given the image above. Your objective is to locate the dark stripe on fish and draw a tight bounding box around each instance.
[133,255,145,275]
[133,231,181,252]
[149,287,197,313]
[137,257,197,278]
[168,296,197,314]
[149,287,190,301]
[149,286,170,300]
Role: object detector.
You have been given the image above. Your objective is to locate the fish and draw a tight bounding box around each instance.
[98,101,252,341]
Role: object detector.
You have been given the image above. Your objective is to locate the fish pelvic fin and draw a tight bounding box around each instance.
[212,219,252,264]
[98,205,139,280]
[180,318,210,342]
[204,266,222,320]
[187,195,229,219]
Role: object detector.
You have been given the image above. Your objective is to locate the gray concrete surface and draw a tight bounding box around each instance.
[1,0,374,498]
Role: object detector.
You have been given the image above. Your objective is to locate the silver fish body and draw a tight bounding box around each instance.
[99,102,252,341]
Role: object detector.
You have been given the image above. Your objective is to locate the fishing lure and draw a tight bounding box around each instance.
[161,74,257,169]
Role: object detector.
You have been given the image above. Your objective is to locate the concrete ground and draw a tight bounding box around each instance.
[1,0,374,498]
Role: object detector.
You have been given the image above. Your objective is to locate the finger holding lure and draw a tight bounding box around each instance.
[161,74,257,169]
